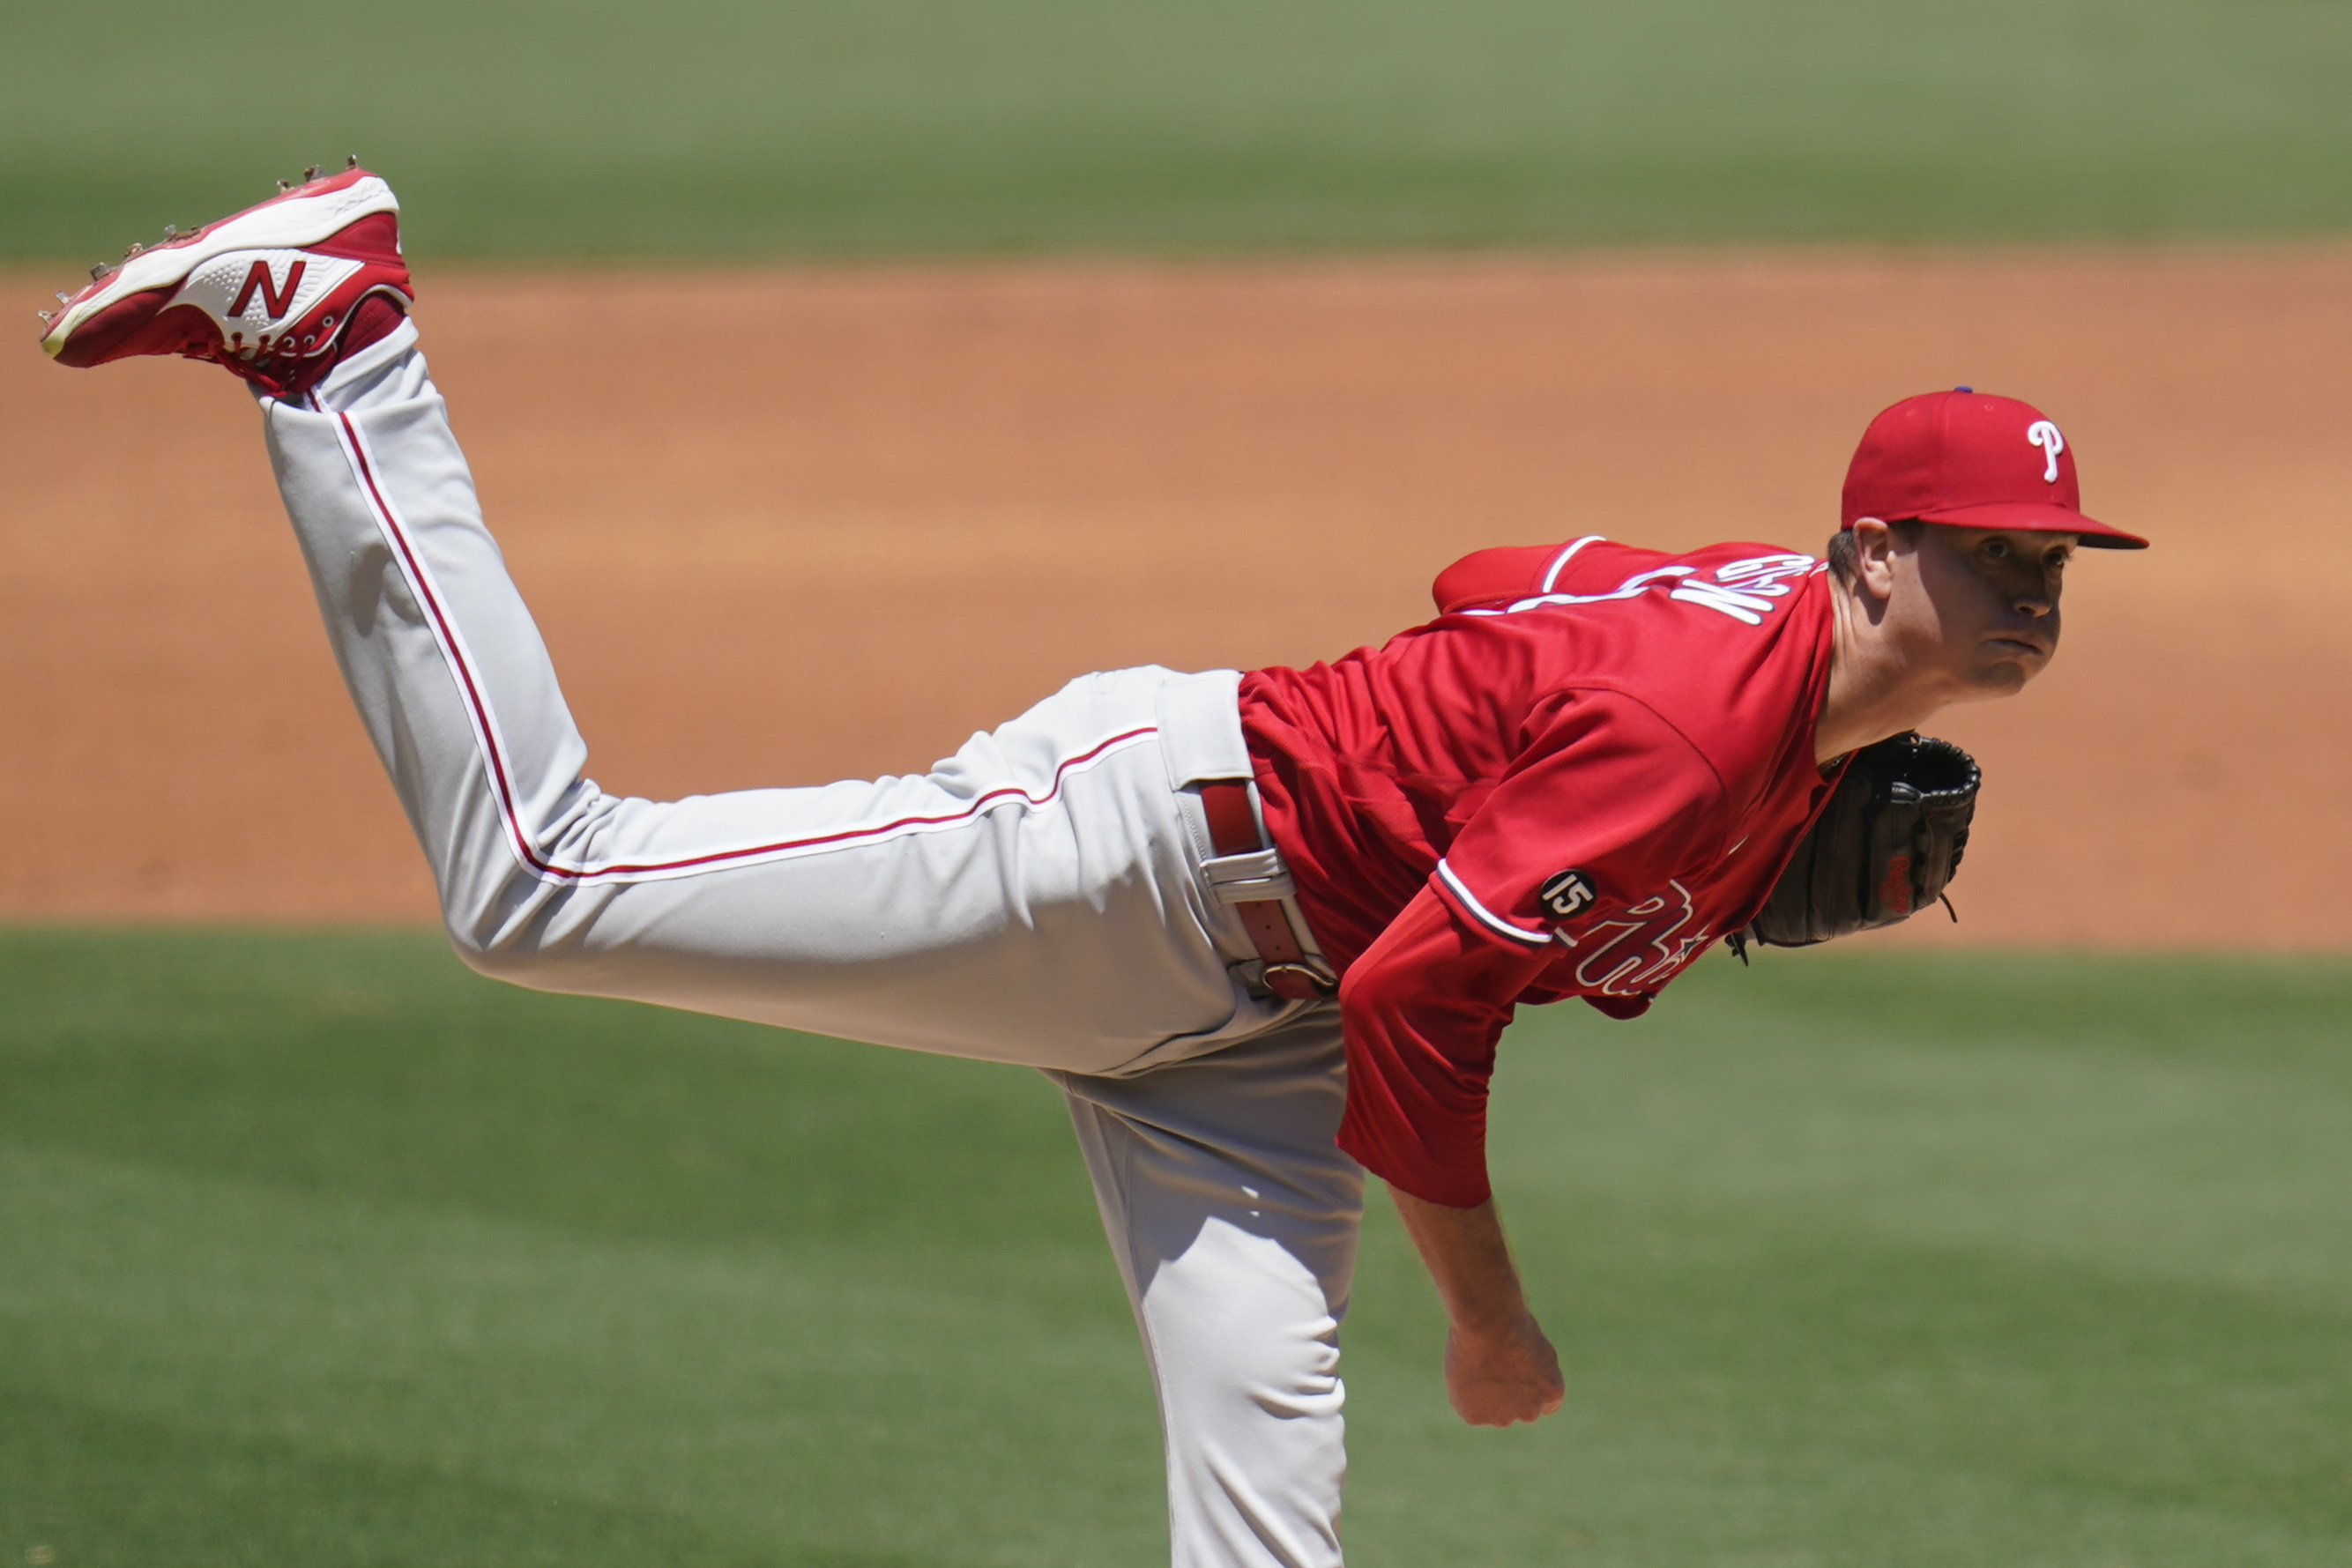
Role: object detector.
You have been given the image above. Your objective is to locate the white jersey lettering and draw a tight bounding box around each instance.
[1465,548,1822,627]
[1566,879,1713,995]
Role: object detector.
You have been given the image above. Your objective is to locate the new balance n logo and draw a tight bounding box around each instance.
[228,258,306,320]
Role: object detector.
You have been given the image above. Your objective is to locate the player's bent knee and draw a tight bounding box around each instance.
[443,925,537,989]
[437,903,579,993]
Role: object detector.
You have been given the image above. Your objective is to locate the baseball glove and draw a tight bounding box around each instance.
[1732,732,1980,954]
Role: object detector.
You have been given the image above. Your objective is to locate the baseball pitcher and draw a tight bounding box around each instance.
[39,167,2146,1568]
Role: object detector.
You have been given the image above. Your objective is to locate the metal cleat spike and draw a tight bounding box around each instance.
[278,179,293,192]
[38,309,54,324]
[161,224,178,241]
[346,153,360,169]
[301,164,320,182]
[90,262,113,280]
[56,290,71,304]
[123,242,143,257]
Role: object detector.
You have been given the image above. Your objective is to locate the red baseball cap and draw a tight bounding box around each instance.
[1842,388,2147,549]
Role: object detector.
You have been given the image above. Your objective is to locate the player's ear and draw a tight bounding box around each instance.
[1847,518,1902,602]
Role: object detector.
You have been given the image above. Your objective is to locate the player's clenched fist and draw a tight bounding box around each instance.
[1445,1313,1567,1427]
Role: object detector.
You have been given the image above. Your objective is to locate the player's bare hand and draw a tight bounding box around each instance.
[1443,1312,1565,1427]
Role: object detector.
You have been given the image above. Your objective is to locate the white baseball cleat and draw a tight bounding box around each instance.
[38,160,413,399]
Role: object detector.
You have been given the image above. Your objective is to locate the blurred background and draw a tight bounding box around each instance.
[4,3,2349,1564]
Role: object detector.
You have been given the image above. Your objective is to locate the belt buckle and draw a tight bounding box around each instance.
[1260,960,1336,1001]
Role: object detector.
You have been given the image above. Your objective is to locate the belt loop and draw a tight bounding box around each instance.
[1197,779,1336,1000]
[1200,778,1262,858]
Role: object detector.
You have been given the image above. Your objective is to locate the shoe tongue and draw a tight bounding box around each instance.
[336,294,407,360]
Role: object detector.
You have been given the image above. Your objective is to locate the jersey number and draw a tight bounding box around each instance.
[1538,868,1597,919]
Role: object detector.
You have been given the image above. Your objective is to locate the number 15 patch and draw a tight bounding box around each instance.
[1538,867,1597,921]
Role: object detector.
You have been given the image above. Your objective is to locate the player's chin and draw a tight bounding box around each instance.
[1964,647,2047,697]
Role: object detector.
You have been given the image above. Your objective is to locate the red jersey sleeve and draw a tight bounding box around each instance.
[1335,688,1727,1207]
[1430,543,1580,613]
[1335,886,1553,1208]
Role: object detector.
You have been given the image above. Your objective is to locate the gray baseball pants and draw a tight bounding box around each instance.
[259,320,1364,1567]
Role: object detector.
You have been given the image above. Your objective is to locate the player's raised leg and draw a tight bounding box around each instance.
[1056,1012,1363,1568]
[43,169,1292,1076]
[273,321,1301,1069]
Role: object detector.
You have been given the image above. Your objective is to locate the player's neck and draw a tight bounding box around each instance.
[1814,576,1954,763]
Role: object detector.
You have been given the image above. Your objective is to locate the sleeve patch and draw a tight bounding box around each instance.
[1537,867,1598,921]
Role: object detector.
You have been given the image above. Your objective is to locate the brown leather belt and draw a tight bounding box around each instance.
[1199,779,1336,1001]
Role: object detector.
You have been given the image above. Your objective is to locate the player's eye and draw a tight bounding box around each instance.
[1982,539,2012,561]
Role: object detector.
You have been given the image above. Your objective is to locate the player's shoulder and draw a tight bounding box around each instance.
[1432,534,1823,628]
[1432,536,1659,613]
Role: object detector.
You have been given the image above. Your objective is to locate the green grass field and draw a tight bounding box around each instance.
[4,929,2348,1565]
[5,0,2350,262]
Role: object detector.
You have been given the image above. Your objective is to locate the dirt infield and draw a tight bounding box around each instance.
[6,248,2348,945]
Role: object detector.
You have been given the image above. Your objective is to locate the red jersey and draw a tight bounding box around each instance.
[1239,536,1845,1207]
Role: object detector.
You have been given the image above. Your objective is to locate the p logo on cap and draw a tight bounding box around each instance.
[2025,420,2065,484]
[1841,389,2146,548]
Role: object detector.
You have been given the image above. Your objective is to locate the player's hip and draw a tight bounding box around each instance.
[853,662,1327,1074]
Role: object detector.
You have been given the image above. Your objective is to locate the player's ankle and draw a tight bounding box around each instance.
[283,293,411,404]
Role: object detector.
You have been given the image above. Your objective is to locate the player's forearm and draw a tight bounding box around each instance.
[1388,1185,1567,1426]
[1388,1187,1530,1331]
